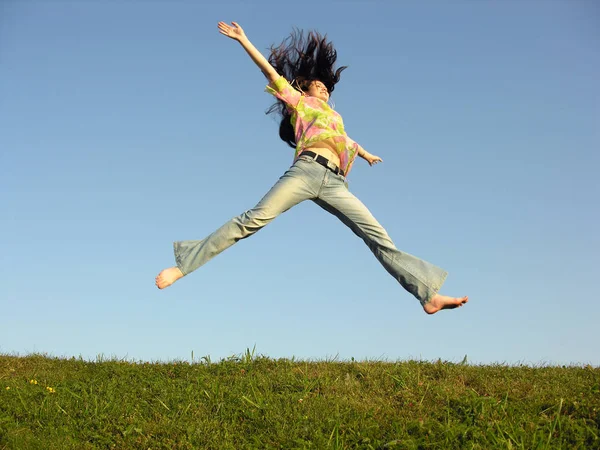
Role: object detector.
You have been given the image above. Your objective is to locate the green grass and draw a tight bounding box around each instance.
[1,351,598,449]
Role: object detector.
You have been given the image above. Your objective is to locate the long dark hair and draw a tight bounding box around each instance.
[266,29,347,148]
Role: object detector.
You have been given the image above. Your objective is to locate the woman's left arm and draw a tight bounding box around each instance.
[357,145,383,167]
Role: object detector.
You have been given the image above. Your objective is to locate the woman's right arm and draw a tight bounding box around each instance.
[217,22,280,84]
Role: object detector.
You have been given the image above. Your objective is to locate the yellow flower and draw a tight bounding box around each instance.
[29,379,38,385]
[46,387,56,393]
[5,387,10,390]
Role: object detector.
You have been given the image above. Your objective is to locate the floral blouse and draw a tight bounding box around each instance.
[265,76,360,176]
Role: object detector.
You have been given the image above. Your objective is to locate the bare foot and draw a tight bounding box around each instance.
[423,294,468,315]
[155,267,184,289]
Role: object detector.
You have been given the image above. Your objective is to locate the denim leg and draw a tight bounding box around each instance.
[174,162,318,276]
[314,174,447,305]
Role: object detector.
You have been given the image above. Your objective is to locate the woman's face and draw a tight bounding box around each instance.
[305,80,329,102]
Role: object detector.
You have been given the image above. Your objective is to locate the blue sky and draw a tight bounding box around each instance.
[1,1,598,366]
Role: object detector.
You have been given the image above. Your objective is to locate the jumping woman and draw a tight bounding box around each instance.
[155,22,468,315]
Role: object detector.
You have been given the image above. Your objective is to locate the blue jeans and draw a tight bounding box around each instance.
[173,154,447,306]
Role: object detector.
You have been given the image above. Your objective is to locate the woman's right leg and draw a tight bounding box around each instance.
[156,162,318,288]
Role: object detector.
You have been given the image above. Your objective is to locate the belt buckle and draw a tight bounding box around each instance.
[327,160,339,176]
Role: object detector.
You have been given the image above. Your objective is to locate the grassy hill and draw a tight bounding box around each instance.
[1,352,598,449]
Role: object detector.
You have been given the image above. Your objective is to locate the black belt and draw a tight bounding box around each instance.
[300,151,345,177]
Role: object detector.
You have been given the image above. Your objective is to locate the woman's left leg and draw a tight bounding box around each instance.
[314,172,448,307]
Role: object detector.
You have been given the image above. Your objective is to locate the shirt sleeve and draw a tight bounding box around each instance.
[265,76,302,109]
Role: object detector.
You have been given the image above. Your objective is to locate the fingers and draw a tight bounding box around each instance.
[217,22,230,34]
[217,21,239,30]
[218,21,243,39]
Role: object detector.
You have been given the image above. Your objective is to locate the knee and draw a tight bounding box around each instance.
[361,222,395,248]
[235,208,276,233]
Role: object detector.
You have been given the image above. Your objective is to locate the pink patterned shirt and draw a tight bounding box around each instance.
[265,76,360,176]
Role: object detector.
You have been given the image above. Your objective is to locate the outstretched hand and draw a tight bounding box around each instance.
[364,153,383,166]
[218,21,247,41]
